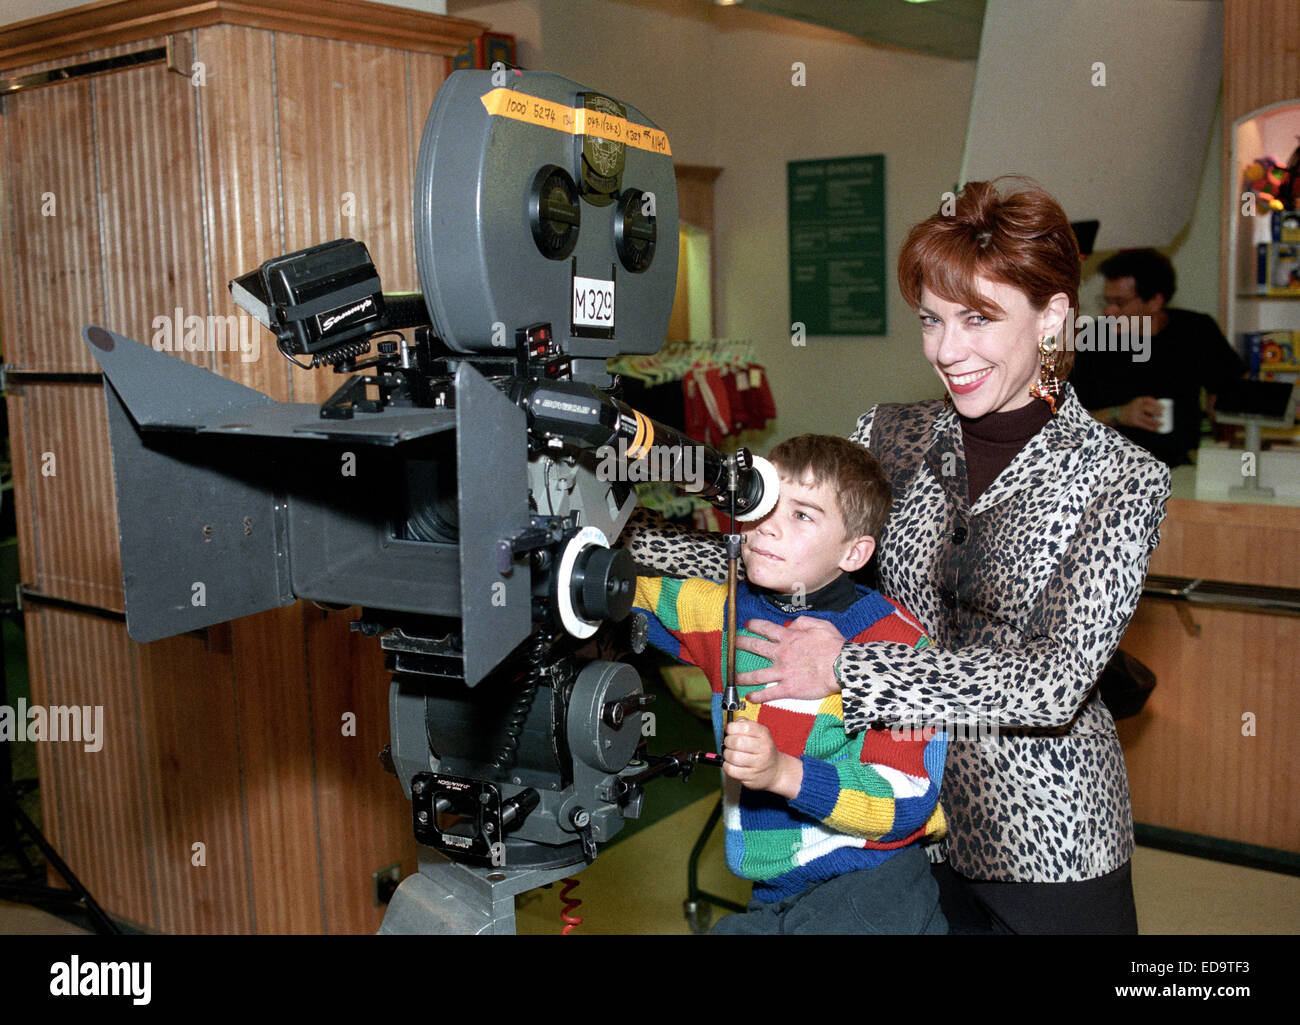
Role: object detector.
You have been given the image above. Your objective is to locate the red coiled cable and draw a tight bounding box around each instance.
[559,877,583,934]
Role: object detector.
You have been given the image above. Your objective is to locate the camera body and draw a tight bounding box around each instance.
[85,70,765,930]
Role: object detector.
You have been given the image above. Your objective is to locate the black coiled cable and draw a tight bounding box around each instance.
[492,633,548,771]
[310,338,371,368]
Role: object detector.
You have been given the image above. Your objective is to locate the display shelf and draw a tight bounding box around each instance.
[1227,99,1300,356]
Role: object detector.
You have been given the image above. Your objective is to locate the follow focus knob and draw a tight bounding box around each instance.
[572,545,636,623]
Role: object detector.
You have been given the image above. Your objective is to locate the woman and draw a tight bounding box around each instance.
[626,178,1170,933]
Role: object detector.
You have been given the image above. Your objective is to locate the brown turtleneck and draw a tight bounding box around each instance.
[959,397,1053,505]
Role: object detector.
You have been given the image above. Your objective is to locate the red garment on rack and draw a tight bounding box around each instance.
[678,352,777,442]
[684,366,732,445]
[749,365,776,428]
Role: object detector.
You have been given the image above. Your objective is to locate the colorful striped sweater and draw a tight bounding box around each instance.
[633,574,947,903]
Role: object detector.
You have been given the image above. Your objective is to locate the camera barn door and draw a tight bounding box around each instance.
[455,362,533,687]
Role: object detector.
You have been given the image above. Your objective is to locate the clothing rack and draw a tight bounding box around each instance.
[611,339,775,444]
[609,340,777,527]
[608,339,759,385]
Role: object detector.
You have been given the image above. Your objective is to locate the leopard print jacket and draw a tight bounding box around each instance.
[623,385,1171,883]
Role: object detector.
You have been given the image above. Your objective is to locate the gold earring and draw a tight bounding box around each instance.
[1028,334,1062,413]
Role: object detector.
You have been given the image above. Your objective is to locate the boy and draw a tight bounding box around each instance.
[632,435,947,934]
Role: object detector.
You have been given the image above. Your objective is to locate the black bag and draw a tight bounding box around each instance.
[1098,649,1157,720]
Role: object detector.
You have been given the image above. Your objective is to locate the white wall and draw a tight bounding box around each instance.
[965,0,1222,254]
[1082,92,1225,321]
[708,8,975,440]
[444,0,542,69]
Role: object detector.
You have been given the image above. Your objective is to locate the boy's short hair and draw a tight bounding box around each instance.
[767,435,891,541]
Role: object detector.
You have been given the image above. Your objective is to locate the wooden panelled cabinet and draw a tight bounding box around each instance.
[1113,0,1300,858]
[0,1,484,933]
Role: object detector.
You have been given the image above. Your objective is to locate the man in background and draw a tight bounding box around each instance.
[1071,249,1245,467]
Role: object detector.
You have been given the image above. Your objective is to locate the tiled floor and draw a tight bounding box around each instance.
[517,795,1300,935]
[6,793,1297,935]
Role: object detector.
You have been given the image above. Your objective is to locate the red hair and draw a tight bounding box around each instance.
[897,177,1080,376]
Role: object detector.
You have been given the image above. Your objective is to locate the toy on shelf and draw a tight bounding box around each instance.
[1244,155,1290,212]
[1273,209,1300,243]
[1243,330,1300,383]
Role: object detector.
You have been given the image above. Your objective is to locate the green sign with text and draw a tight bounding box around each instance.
[788,155,885,336]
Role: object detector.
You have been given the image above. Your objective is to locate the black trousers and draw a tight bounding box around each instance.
[931,858,1139,935]
[711,847,948,935]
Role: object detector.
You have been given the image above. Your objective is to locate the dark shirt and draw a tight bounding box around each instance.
[752,573,859,614]
[960,398,1054,505]
[1069,308,1245,467]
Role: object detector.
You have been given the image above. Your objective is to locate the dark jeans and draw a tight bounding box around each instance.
[710,846,948,935]
[931,858,1139,935]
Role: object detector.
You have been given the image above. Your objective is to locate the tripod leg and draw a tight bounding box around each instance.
[3,797,120,934]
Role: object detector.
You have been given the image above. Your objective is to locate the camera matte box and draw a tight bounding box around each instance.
[85,327,533,682]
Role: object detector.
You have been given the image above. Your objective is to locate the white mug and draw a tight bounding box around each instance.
[1155,398,1174,435]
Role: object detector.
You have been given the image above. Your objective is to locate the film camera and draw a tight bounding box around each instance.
[83,70,776,933]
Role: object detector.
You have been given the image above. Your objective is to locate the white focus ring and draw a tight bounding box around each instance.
[555,525,608,638]
[734,455,780,522]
